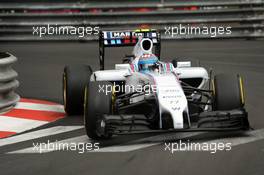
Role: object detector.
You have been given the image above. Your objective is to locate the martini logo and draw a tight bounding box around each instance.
[110,32,143,38]
[112,32,130,38]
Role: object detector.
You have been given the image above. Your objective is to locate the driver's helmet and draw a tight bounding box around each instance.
[138,54,158,72]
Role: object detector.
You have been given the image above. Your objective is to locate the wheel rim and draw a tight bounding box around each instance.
[212,79,215,96]
[83,86,88,123]
[212,79,216,110]
[63,73,67,110]
[239,76,245,106]
[111,85,116,113]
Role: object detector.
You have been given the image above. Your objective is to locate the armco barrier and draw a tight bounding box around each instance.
[0,0,263,41]
[0,52,20,112]
[0,0,263,10]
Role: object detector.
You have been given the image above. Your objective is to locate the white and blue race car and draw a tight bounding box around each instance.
[63,29,249,140]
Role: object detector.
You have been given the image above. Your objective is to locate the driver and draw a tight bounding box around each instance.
[137,54,158,72]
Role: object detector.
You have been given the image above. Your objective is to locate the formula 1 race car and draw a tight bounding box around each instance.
[63,29,250,140]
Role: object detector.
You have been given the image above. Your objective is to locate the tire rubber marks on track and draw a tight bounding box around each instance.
[93,143,158,153]
[94,132,204,152]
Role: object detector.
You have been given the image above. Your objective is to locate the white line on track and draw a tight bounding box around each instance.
[0,116,48,133]
[94,132,204,152]
[5,128,264,154]
[14,102,64,113]
[129,132,205,143]
[93,143,158,152]
[6,131,204,153]
[0,126,84,147]
[7,135,89,154]
[205,128,264,146]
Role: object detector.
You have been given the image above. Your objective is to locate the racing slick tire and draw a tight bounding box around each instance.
[84,81,113,140]
[213,74,245,110]
[63,65,92,115]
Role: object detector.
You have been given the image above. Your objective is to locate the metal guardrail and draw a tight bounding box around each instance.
[0,0,263,10]
[0,52,20,112]
[0,0,263,41]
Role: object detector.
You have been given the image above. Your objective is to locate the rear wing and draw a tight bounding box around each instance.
[99,29,161,70]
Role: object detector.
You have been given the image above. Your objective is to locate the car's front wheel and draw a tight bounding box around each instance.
[84,81,113,140]
[213,74,245,110]
[63,65,92,115]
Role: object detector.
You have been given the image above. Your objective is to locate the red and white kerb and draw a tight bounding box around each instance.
[0,98,65,138]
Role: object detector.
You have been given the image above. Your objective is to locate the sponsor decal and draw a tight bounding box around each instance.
[110,32,144,38]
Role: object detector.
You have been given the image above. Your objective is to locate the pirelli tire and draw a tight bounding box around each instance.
[63,65,92,115]
[84,81,113,140]
[213,74,245,111]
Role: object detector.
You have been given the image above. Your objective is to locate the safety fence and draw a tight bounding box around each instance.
[0,0,263,41]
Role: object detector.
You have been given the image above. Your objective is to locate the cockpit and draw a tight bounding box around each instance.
[138,54,158,72]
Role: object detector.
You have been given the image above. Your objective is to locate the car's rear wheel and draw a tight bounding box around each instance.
[84,81,113,140]
[213,74,245,110]
[63,65,92,115]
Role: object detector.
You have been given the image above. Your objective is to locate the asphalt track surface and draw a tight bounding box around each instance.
[0,39,264,175]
